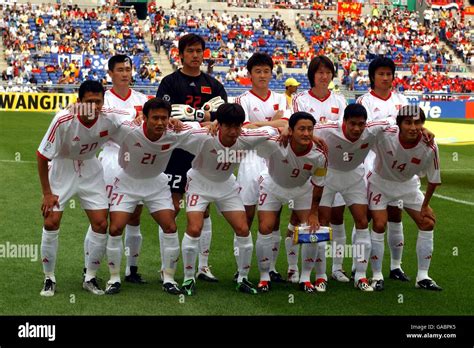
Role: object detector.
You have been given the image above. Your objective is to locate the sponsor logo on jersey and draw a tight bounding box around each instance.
[360,143,369,149]
[253,107,259,112]
[163,94,170,101]
[374,108,380,112]
[411,157,421,164]
[331,107,339,114]
[386,150,393,156]
[309,108,315,112]
[303,163,313,170]
[73,136,80,142]
[162,144,171,150]
[189,82,196,87]
[100,130,108,137]
[134,142,142,147]
[201,86,212,94]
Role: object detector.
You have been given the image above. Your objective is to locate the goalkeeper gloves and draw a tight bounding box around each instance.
[171,104,205,122]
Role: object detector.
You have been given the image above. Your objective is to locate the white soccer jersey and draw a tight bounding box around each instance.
[235,90,289,124]
[373,127,441,184]
[180,127,279,182]
[292,90,346,123]
[103,88,150,149]
[356,90,409,121]
[257,139,327,188]
[37,107,131,161]
[113,122,201,179]
[314,120,393,171]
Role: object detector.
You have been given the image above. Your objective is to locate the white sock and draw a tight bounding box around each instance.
[416,230,433,281]
[125,224,142,276]
[198,217,212,269]
[370,230,385,280]
[235,233,253,282]
[162,231,180,284]
[86,230,107,281]
[387,222,404,270]
[41,228,59,282]
[84,226,92,269]
[256,232,273,281]
[158,226,164,271]
[106,234,123,284]
[330,223,346,273]
[182,233,199,281]
[351,225,356,272]
[300,243,317,282]
[354,228,371,282]
[270,230,281,272]
[285,237,299,271]
[315,242,327,280]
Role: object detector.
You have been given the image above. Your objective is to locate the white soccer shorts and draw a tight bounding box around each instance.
[236,157,267,206]
[109,172,174,213]
[257,173,312,211]
[49,157,108,211]
[320,167,367,207]
[367,172,424,211]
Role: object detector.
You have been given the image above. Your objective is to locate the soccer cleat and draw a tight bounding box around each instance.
[299,281,316,293]
[257,280,271,293]
[105,281,121,295]
[236,278,258,295]
[287,269,300,284]
[331,269,350,283]
[125,266,147,284]
[182,279,196,296]
[233,271,239,283]
[370,279,385,291]
[314,278,327,292]
[269,271,285,283]
[196,266,218,282]
[355,278,374,292]
[415,278,442,291]
[389,268,410,282]
[83,278,105,295]
[163,282,183,295]
[40,278,56,297]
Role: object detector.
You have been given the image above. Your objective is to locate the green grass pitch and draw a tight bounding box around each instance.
[0,111,473,316]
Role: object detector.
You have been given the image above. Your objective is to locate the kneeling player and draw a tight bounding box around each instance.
[107,98,199,295]
[255,112,327,293]
[368,106,442,291]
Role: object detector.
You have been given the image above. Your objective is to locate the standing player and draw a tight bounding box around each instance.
[356,57,410,283]
[84,54,150,285]
[255,112,327,293]
[177,103,280,295]
[37,80,130,296]
[234,52,290,283]
[105,98,200,295]
[368,106,442,291]
[156,34,227,283]
[292,55,349,284]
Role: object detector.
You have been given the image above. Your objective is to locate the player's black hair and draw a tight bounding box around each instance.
[143,97,171,118]
[246,52,274,73]
[396,105,426,126]
[178,33,206,55]
[216,103,245,126]
[307,55,335,88]
[78,80,104,100]
[108,54,133,71]
[289,111,316,129]
[368,57,395,89]
[343,103,368,121]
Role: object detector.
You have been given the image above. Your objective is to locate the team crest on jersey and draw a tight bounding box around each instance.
[163,94,170,101]
[331,107,339,114]
[43,142,52,152]
[273,104,279,111]
[73,136,80,142]
[411,157,421,164]
[201,86,212,94]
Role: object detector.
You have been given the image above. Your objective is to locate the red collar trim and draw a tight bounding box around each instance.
[218,130,236,148]
[341,122,357,143]
[399,132,421,149]
[309,89,331,102]
[110,88,132,101]
[290,141,312,157]
[77,114,98,128]
[143,122,162,142]
[250,89,271,102]
[370,90,392,101]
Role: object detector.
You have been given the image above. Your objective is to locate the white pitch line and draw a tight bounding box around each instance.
[433,193,474,206]
[441,168,474,172]
[0,160,35,163]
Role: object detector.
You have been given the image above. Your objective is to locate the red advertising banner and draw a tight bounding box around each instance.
[465,6,474,15]
[337,2,362,19]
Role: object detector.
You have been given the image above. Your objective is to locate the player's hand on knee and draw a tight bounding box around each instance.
[421,205,436,224]
[42,194,59,217]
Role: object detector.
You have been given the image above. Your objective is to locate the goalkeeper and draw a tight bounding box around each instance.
[156,34,227,283]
